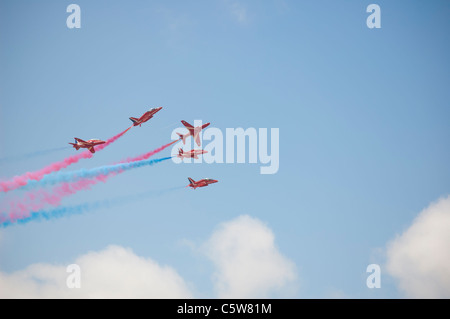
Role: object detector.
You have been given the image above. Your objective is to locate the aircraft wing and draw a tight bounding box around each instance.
[181,120,194,129]
[195,133,201,146]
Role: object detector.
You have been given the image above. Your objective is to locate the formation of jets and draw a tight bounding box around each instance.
[69,138,105,153]
[176,121,216,189]
[68,107,218,189]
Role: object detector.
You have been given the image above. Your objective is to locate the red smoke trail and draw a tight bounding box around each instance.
[95,126,131,152]
[124,140,177,162]
[3,140,176,221]
[0,127,131,193]
[3,177,104,223]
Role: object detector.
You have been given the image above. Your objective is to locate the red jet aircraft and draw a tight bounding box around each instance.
[69,138,106,153]
[177,120,210,146]
[187,177,218,189]
[129,107,163,127]
[177,148,208,159]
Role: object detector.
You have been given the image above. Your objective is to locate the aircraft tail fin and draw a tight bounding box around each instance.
[188,177,195,185]
[69,143,80,150]
[129,117,139,125]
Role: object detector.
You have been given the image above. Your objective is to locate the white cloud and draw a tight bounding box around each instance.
[0,245,193,298]
[203,215,297,298]
[0,215,298,298]
[386,195,450,298]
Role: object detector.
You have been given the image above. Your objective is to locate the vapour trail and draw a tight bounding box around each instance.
[3,141,177,219]
[125,140,177,162]
[23,156,172,190]
[0,127,131,193]
[0,186,184,227]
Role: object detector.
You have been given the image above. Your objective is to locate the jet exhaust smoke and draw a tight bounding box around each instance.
[1,142,175,222]
[0,127,131,193]
[0,186,184,227]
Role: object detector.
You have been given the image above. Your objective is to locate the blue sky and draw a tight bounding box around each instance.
[0,0,449,298]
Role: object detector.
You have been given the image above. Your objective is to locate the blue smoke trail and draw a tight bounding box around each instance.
[22,157,172,190]
[0,186,184,228]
